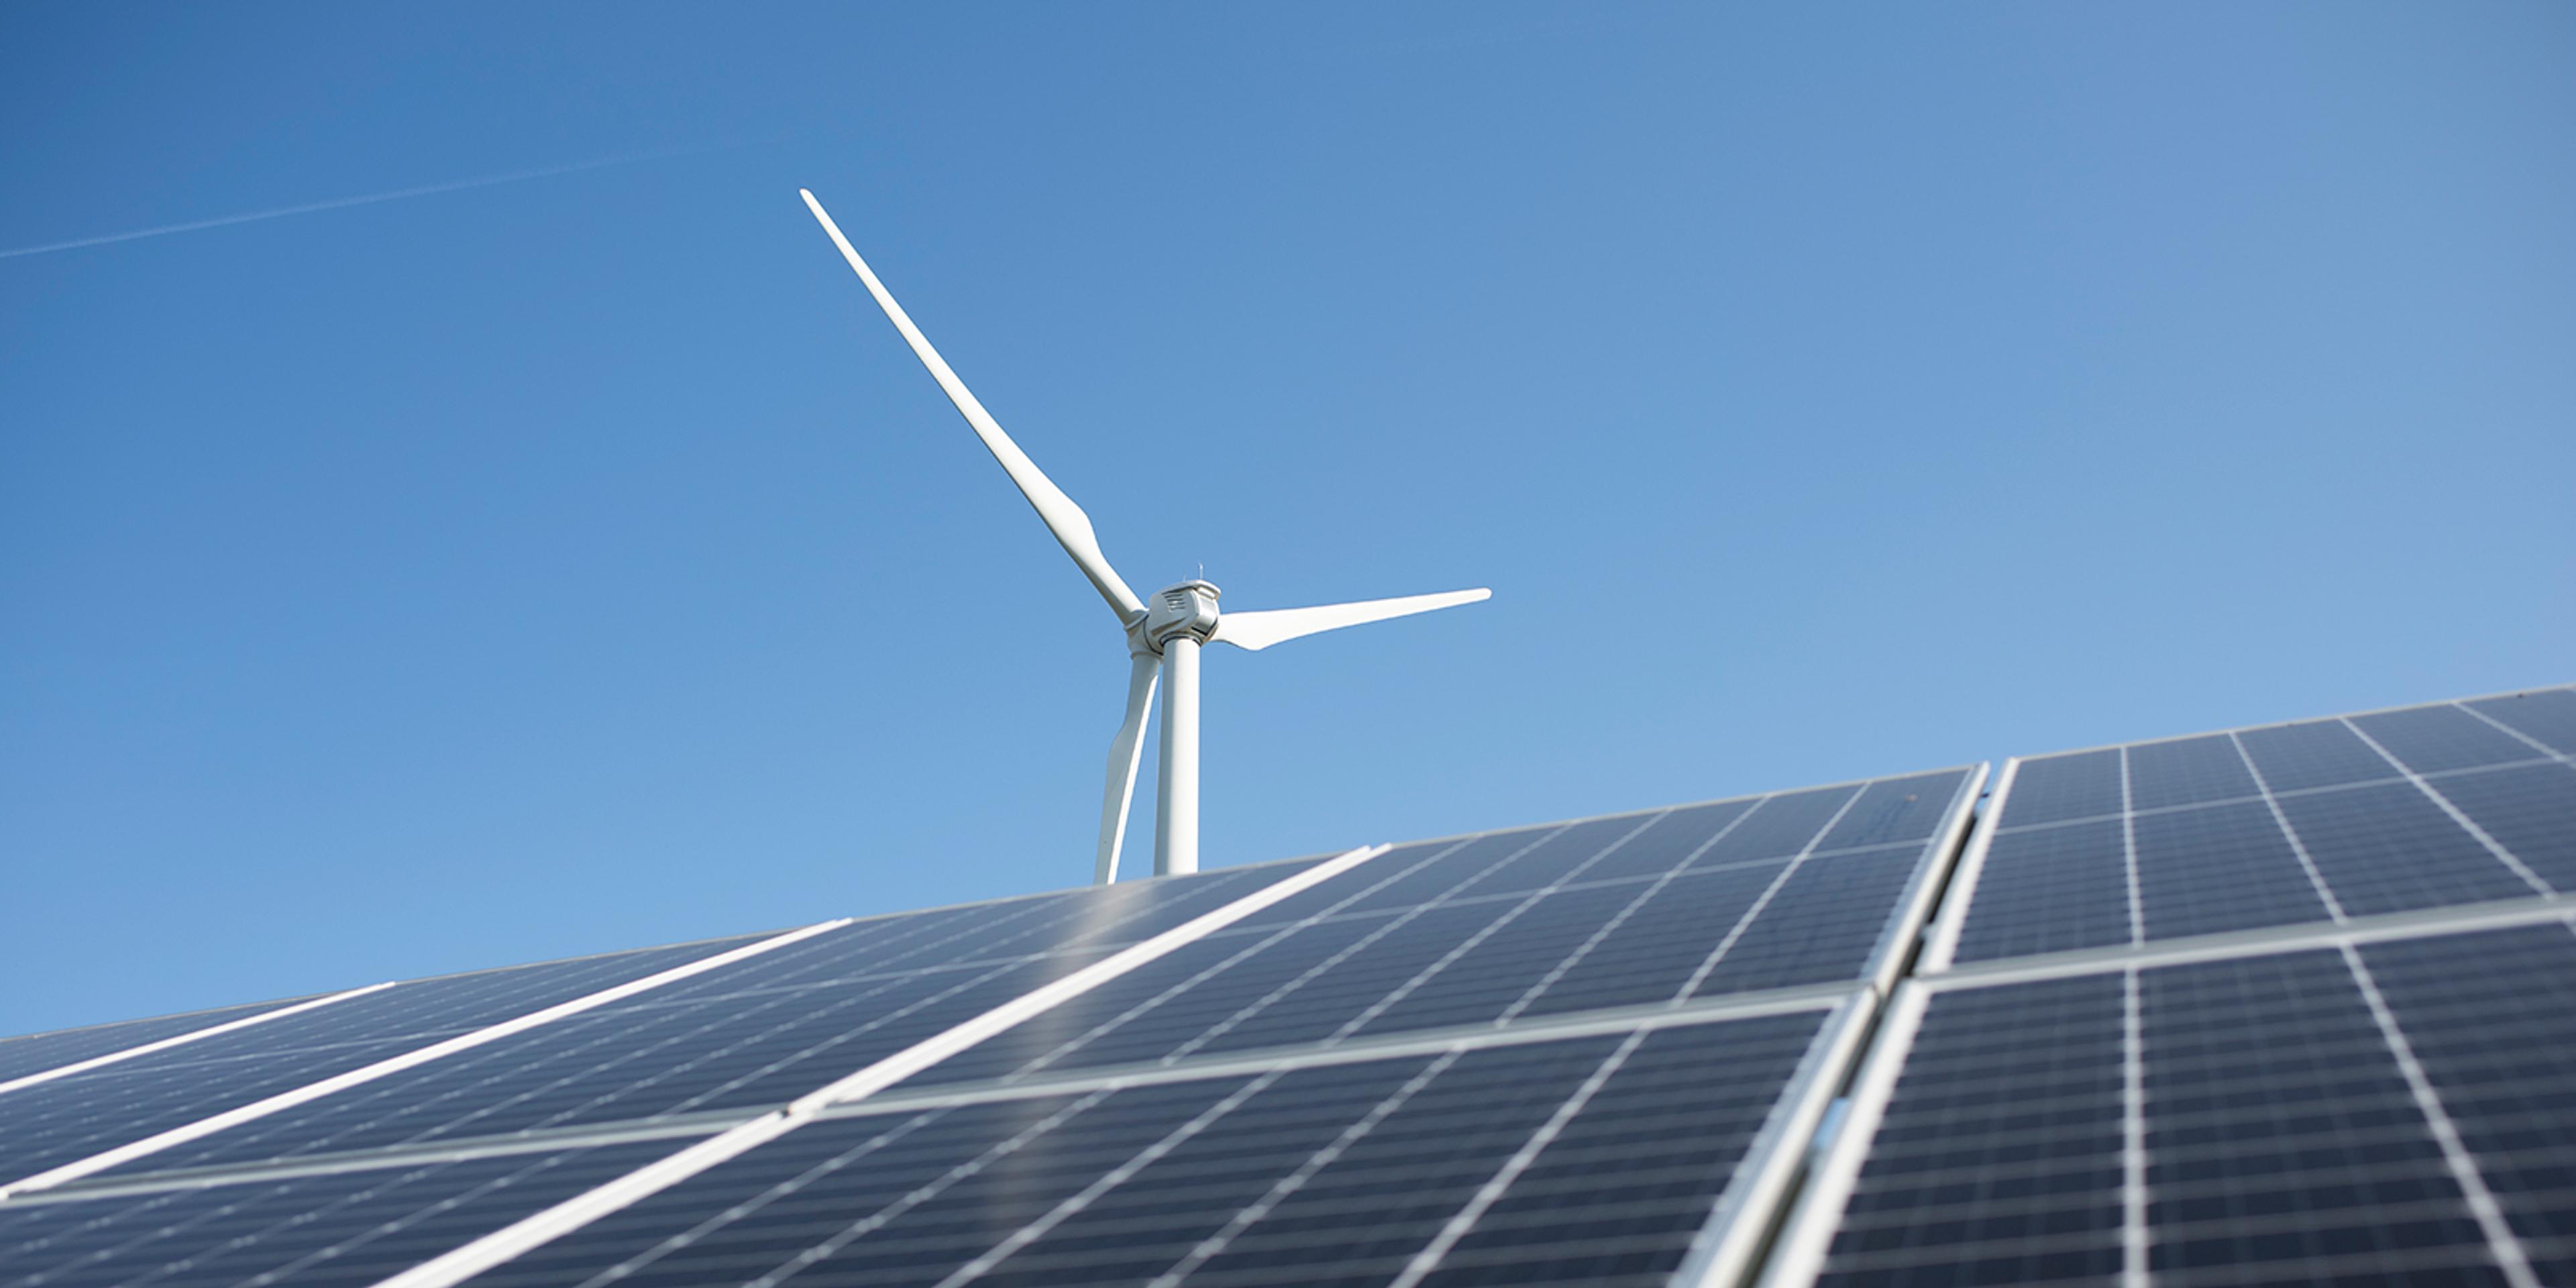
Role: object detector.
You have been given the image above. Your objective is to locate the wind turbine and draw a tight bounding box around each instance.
[800,189,1491,884]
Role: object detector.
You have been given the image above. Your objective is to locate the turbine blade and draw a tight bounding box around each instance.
[1211,588,1492,652]
[800,189,1145,623]
[1095,652,1161,884]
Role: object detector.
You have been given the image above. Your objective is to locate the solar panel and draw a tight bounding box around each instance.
[0,934,777,1189]
[0,996,311,1087]
[12,686,2565,1287]
[1931,690,2576,971]
[455,1006,1849,1288]
[1772,685,2576,1288]
[0,761,1984,1288]
[0,1136,696,1288]
[103,861,1311,1178]
[888,770,1977,1093]
[1764,915,2576,1288]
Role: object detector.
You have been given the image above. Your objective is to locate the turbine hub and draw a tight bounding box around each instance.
[1144,580,1222,651]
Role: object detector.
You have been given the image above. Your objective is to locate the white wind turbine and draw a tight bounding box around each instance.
[801,189,1490,884]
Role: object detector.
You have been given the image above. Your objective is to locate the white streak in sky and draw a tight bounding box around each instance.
[0,147,702,261]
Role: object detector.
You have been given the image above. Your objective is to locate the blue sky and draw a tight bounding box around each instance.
[5,4,2570,1036]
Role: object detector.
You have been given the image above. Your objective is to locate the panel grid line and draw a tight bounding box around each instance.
[368,845,1387,1288]
[2118,967,2146,1288]
[1155,828,1574,1066]
[1323,810,1673,1044]
[964,838,1483,1087]
[1674,788,1869,1002]
[0,922,853,1201]
[2119,747,2144,947]
[0,990,391,1101]
[2337,943,2542,1288]
[2225,729,2351,923]
[1144,1049,1463,1288]
[562,1113,944,1288]
[1988,750,2574,838]
[1496,793,1776,1025]
[2455,700,2573,760]
[1386,1026,1653,1288]
[2342,716,2555,896]
[761,1088,1114,1288]
[931,1069,1285,1288]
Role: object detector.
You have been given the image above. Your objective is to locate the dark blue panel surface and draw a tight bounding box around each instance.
[1811,974,2128,1287]
[0,1136,684,1288]
[2133,800,2330,941]
[462,1011,1825,1288]
[0,934,765,1187]
[2139,951,2502,1285]
[2353,704,2551,774]
[2467,689,2576,756]
[1959,695,2575,968]
[1949,820,2131,964]
[2428,763,2576,893]
[115,861,1309,1177]
[892,771,1968,1089]
[2363,923,2576,1285]
[2125,734,2258,812]
[0,998,304,1085]
[1818,773,1974,850]
[2237,719,2403,793]
[2275,782,2538,916]
[2000,750,2123,828]
[1812,946,2526,1288]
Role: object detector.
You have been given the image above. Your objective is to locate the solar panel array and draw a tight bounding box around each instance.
[8,686,2569,1287]
[1763,685,2576,1288]
[0,764,1986,1288]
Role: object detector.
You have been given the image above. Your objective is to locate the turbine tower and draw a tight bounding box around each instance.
[800,189,1490,884]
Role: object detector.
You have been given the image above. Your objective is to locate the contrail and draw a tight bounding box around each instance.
[0,146,705,261]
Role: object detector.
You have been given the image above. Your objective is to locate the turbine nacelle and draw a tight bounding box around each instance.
[1142,580,1222,653]
[801,187,1491,885]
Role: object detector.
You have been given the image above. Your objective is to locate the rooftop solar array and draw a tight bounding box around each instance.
[6,684,2569,1287]
[1763,685,2576,1288]
[0,765,1982,1288]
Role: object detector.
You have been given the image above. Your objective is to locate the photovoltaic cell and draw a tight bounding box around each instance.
[2131,800,2328,940]
[0,935,767,1186]
[0,998,307,1085]
[2125,735,2258,812]
[888,770,1970,1091]
[2361,923,2576,1285]
[458,1010,1829,1288]
[2235,719,2400,794]
[1947,695,2575,967]
[105,860,1314,1177]
[1805,974,2128,1287]
[2425,763,2576,892]
[1946,821,2129,963]
[1997,749,2122,828]
[1792,927,2571,1287]
[0,1136,688,1288]
[2468,690,2576,756]
[2273,782,2539,916]
[2351,704,2549,774]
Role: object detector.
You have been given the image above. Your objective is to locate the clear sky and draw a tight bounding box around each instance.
[5,4,2571,1036]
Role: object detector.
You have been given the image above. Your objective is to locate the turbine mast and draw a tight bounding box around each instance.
[1144,580,1221,876]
